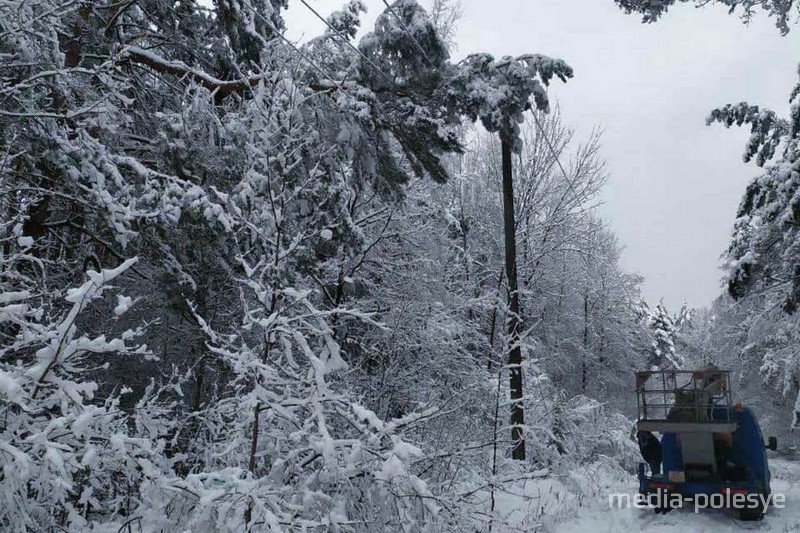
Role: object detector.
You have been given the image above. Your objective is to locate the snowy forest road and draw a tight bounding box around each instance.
[542,459,800,532]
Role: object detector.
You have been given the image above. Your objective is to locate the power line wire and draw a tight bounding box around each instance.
[529,108,582,204]
[381,0,435,67]
[297,0,396,87]
[244,4,344,90]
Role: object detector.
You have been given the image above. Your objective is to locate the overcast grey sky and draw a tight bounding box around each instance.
[285,0,800,310]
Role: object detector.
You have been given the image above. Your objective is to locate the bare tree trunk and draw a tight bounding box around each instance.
[582,292,589,393]
[488,349,503,532]
[501,135,525,461]
[486,269,504,370]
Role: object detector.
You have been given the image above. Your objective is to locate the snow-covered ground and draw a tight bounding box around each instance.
[548,458,800,532]
[489,457,800,532]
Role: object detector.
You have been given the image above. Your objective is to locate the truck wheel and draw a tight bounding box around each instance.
[738,494,767,521]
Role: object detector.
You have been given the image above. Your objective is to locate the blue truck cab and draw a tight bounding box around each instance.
[635,368,776,520]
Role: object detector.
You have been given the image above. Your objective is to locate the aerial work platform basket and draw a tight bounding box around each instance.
[635,368,737,433]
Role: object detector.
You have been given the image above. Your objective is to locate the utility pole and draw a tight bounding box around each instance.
[500,133,525,461]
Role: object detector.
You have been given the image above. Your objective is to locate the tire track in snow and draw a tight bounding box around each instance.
[547,459,800,532]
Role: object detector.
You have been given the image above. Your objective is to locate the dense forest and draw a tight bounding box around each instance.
[2,0,800,531]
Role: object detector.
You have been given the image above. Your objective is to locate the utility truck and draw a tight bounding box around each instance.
[635,368,777,520]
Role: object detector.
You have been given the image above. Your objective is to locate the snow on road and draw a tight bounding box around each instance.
[547,458,800,532]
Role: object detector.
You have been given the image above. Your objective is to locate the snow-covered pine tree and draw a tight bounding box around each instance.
[448,52,573,460]
[708,78,800,314]
[648,302,684,369]
[701,64,800,431]
[613,0,800,34]
[673,301,710,366]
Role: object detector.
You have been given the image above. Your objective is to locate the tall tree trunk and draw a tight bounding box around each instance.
[501,135,525,461]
